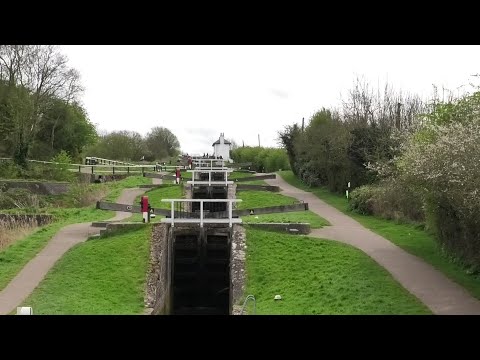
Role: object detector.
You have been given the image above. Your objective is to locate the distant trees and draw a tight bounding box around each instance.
[145,126,180,160]
[231,146,290,172]
[85,127,180,163]
[0,45,95,165]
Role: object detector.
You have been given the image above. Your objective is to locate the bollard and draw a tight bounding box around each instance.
[17,307,33,315]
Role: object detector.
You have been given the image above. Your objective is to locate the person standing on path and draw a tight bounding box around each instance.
[175,167,181,184]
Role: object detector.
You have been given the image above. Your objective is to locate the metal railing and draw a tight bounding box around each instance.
[160,199,242,227]
[240,295,256,315]
[192,158,227,169]
[187,169,234,186]
[84,156,136,166]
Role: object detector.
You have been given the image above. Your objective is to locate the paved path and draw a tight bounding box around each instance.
[265,175,480,315]
[0,187,147,315]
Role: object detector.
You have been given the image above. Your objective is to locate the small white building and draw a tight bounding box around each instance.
[212,133,232,161]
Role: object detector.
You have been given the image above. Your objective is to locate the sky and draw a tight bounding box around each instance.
[61,45,480,155]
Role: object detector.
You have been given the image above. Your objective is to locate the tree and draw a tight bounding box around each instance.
[0,45,82,166]
[33,100,97,161]
[86,130,146,162]
[145,126,180,160]
[225,138,239,150]
[278,123,301,174]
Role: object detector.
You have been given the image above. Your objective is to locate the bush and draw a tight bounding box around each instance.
[0,192,14,209]
[349,181,425,223]
[231,147,290,172]
[0,188,46,210]
[399,103,480,268]
[348,185,378,215]
[427,196,480,272]
[66,182,109,207]
[0,160,22,179]
[50,150,75,182]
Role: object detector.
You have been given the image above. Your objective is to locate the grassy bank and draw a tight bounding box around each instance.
[0,207,115,291]
[245,228,430,314]
[0,175,150,291]
[277,170,480,300]
[20,226,151,314]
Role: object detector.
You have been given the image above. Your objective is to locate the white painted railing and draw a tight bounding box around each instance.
[192,158,226,169]
[160,199,242,227]
[187,169,234,186]
[85,156,136,166]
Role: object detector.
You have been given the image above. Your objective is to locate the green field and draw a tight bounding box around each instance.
[244,228,431,314]
[19,226,151,314]
[242,210,329,229]
[0,175,151,291]
[236,190,299,210]
[277,170,480,301]
[0,207,114,291]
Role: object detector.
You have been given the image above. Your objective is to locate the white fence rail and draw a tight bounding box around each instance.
[187,169,234,186]
[160,199,242,227]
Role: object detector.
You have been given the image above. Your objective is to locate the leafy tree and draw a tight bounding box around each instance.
[0,45,82,166]
[145,126,180,160]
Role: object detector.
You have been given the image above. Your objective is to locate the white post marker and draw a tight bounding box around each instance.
[346,181,351,199]
[17,307,33,315]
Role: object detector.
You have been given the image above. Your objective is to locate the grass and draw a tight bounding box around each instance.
[243,211,329,229]
[0,207,115,291]
[277,170,480,301]
[19,226,151,314]
[244,228,431,314]
[0,218,38,251]
[237,186,330,229]
[236,190,300,210]
[0,175,150,291]
[103,176,152,202]
[237,179,267,185]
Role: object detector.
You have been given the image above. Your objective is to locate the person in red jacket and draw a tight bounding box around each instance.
[175,167,181,184]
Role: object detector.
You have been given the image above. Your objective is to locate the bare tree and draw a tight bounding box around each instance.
[0,45,82,165]
[341,76,426,132]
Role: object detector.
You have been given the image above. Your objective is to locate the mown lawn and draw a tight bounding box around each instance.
[236,190,299,210]
[242,211,329,229]
[0,175,149,291]
[277,170,480,301]
[19,226,151,314]
[244,228,431,315]
[0,207,114,291]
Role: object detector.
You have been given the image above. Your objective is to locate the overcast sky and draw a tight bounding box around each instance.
[61,45,480,155]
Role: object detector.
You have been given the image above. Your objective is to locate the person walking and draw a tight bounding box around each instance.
[175,167,181,184]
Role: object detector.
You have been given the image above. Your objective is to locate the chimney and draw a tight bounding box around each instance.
[220,133,224,145]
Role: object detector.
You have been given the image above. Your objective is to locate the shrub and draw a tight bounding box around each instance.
[348,185,378,215]
[2,188,46,210]
[66,182,109,207]
[0,217,38,251]
[50,150,75,182]
[349,181,425,223]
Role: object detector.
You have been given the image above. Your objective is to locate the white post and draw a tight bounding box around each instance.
[200,200,204,228]
[209,172,211,186]
[229,200,233,227]
[17,307,33,315]
[171,201,175,227]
